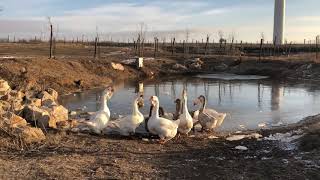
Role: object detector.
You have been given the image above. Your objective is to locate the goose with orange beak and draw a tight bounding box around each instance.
[147,96,179,144]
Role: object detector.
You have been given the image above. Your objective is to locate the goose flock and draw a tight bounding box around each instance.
[82,86,227,144]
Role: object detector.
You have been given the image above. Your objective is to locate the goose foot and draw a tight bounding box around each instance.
[176,133,181,139]
[158,139,168,144]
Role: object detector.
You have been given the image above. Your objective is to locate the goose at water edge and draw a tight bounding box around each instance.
[108,94,144,136]
[85,87,114,134]
[177,89,193,136]
[148,96,180,144]
[193,95,226,132]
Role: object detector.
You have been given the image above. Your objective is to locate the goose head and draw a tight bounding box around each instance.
[174,98,181,119]
[193,95,206,111]
[149,96,159,107]
[136,94,144,108]
[174,98,181,108]
[193,95,205,105]
[103,86,114,100]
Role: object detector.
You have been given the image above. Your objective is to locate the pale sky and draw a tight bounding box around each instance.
[0,0,319,43]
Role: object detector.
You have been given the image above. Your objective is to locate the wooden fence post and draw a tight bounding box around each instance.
[287,42,292,57]
[49,24,53,59]
[171,38,175,55]
[154,37,157,58]
[240,40,243,57]
[259,39,264,61]
[316,36,319,61]
[205,35,209,56]
[94,37,98,59]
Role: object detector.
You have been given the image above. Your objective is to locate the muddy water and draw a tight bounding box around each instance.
[60,74,320,132]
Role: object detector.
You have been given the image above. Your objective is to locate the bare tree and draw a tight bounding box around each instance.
[228,31,236,43]
[94,26,100,59]
[260,32,265,41]
[228,31,236,53]
[185,28,190,57]
[218,30,224,43]
[136,22,148,57]
[218,30,225,50]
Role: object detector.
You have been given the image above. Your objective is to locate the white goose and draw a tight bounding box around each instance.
[193,95,226,131]
[86,87,114,134]
[177,90,193,135]
[148,96,179,144]
[108,95,144,136]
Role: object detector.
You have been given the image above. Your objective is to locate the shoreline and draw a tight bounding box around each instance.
[0,44,319,179]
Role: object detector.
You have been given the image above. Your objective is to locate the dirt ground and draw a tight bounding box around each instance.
[0,43,319,179]
[0,125,319,179]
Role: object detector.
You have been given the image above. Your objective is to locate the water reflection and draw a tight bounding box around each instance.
[60,75,320,132]
[271,83,284,124]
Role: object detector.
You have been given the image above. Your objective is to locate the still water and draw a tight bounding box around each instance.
[60,74,320,132]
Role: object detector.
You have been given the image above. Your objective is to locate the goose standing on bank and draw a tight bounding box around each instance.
[177,90,193,135]
[86,87,114,134]
[193,95,226,131]
[145,99,181,132]
[148,96,179,144]
[109,95,144,136]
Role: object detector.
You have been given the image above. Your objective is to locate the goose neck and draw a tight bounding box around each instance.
[182,97,188,114]
[132,99,139,115]
[101,96,108,112]
[200,97,206,113]
[151,102,160,119]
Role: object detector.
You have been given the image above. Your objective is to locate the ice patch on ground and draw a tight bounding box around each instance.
[226,133,262,141]
[264,130,304,151]
[235,146,248,151]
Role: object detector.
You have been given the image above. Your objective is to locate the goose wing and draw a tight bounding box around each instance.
[198,111,217,129]
[150,117,178,139]
[204,109,226,127]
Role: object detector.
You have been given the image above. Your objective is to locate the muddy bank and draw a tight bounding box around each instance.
[0,114,319,179]
[2,52,320,96]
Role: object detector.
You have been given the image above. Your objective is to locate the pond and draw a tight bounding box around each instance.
[60,74,320,132]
